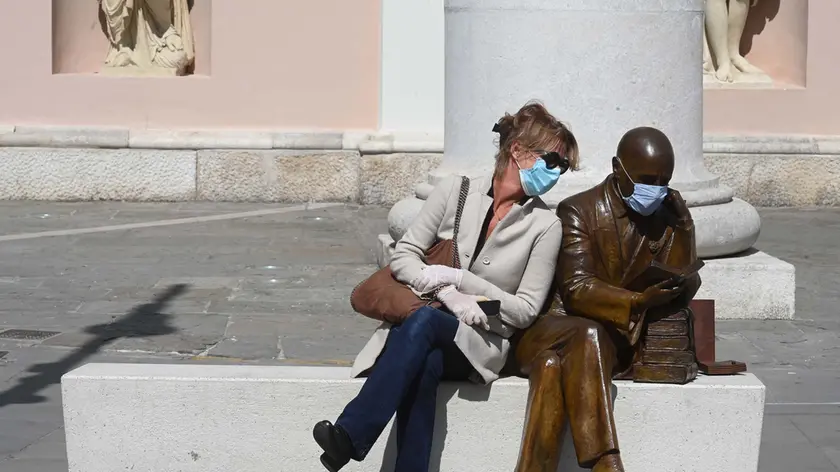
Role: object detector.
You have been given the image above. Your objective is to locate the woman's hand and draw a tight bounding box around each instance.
[411,265,464,293]
[437,286,489,331]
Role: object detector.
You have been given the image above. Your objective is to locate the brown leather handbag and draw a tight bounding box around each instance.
[350,176,470,324]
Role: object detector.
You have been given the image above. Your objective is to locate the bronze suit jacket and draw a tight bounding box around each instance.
[554,175,701,345]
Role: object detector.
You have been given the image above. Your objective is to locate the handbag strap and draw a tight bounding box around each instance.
[450,176,470,269]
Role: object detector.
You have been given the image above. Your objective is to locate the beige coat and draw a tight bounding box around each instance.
[350,174,563,384]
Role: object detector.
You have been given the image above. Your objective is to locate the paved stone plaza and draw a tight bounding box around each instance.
[0,202,836,472]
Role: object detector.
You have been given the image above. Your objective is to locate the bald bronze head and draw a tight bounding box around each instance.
[612,127,675,206]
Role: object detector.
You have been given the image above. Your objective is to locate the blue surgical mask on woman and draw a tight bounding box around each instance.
[616,157,668,216]
[516,158,562,196]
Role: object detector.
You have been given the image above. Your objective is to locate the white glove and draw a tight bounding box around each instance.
[438,286,489,331]
[411,265,464,293]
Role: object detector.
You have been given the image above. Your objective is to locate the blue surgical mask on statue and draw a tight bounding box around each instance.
[617,157,668,216]
[517,158,562,196]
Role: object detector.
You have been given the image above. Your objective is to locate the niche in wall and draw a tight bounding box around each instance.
[703,0,808,89]
[51,0,211,76]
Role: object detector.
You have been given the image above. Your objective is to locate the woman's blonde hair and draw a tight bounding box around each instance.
[493,100,579,181]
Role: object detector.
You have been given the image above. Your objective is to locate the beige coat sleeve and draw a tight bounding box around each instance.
[458,220,563,329]
[389,175,459,287]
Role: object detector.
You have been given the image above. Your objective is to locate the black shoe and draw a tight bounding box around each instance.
[313,420,354,472]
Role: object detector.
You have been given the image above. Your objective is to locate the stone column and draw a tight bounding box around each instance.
[382,0,761,263]
[379,0,444,134]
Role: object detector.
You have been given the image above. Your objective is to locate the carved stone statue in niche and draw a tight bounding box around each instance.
[703,0,771,86]
[98,0,195,76]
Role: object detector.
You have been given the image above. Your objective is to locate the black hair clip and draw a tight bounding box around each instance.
[492,123,500,133]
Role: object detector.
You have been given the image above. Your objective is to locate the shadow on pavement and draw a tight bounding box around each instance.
[0,284,186,407]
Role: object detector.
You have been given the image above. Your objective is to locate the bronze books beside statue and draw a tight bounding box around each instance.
[509,127,745,472]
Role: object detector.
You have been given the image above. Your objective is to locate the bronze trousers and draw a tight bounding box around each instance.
[510,314,626,471]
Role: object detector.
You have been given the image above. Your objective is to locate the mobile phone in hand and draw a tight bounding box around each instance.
[477,300,501,317]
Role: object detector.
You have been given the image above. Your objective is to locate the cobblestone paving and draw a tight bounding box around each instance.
[0,202,836,472]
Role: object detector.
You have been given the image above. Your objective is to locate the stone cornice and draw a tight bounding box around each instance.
[0,126,444,154]
[1,126,838,156]
[703,134,840,155]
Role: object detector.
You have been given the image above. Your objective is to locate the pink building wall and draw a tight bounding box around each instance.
[0,0,837,137]
[0,0,380,130]
[705,0,840,135]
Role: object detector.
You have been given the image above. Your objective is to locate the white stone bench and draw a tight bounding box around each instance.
[61,364,765,472]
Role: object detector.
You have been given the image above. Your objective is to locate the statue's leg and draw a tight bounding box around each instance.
[705,0,735,82]
[558,318,623,471]
[515,351,565,472]
[728,0,764,74]
[702,29,714,75]
[513,315,623,472]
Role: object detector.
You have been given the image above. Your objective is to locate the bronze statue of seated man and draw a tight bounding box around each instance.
[509,127,702,472]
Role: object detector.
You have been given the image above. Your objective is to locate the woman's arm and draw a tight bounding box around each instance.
[389,176,459,287]
[457,220,563,329]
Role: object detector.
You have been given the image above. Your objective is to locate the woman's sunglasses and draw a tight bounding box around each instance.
[536,151,571,174]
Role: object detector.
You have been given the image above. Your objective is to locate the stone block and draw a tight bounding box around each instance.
[196,150,361,202]
[359,153,442,205]
[62,364,765,472]
[272,132,344,150]
[377,233,794,320]
[707,154,840,206]
[129,129,273,149]
[0,125,14,135]
[697,250,796,320]
[704,153,755,198]
[0,148,196,201]
[748,155,840,206]
[0,126,129,148]
[703,134,840,207]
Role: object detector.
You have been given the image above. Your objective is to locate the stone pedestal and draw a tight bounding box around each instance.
[385,0,761,259]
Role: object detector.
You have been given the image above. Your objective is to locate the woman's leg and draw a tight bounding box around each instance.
[334,306,460,461]
[394,336,473,472]
[394,348,444,472]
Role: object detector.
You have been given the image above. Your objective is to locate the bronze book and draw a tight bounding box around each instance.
[647,319,689,337]
[626,260,706,292]
[656,310,690,322]
[632,362,698,385]
[641,349,696,365]
[645,335,692,351]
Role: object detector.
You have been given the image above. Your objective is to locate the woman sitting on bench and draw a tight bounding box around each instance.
[313,101,578,472]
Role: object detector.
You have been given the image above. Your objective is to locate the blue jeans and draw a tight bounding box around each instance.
[336,306,473,472]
